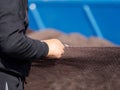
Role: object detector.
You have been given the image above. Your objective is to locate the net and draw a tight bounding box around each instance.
[25,47,120,90]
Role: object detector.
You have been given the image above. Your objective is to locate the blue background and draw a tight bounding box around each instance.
[28,0,120,45]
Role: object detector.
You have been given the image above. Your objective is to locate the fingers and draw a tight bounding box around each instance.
[57,48,64,58]
[43,39,65,59]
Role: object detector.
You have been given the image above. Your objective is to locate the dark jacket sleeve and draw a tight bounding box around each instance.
[0,0,49,60]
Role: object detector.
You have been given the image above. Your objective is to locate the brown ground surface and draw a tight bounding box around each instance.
[25,29,120,90]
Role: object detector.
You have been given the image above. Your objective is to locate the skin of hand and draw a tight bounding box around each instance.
[43,39,65,59]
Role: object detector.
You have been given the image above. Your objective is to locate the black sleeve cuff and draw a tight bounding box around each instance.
[35,41,49,59]
[41,42,49,58]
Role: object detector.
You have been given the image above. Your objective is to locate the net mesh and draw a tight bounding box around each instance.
[25,47,120,90]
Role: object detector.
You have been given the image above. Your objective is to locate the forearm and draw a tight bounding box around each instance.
[0,30,49,60]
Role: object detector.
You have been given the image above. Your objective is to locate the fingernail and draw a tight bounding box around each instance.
[64,44,69,47]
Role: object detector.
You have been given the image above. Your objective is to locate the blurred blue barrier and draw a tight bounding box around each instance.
[28,0,120,45]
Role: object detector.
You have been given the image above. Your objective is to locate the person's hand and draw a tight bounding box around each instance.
[43,39,65,59]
